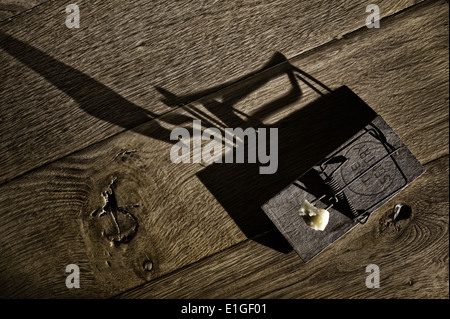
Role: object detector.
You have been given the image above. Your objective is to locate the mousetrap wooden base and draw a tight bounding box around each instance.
[261,115,425,262]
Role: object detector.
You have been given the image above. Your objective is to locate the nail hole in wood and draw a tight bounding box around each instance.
[143,260,153,272]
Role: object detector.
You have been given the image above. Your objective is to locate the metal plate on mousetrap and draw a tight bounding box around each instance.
[261,115,425,262]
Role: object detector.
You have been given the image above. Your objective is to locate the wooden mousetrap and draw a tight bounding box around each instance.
[261,114,425,262]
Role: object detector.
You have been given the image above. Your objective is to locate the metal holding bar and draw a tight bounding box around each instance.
[308,126,409,224]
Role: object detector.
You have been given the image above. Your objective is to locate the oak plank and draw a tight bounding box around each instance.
[0,0,419,184]
[0,0,447,298]
[118,156,450,299]
[0,0,45,21]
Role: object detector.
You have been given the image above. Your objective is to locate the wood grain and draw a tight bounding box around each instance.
[0,0,45,21]
[118,155,449,299]
[0,0,419,184]
[0,0,447,298]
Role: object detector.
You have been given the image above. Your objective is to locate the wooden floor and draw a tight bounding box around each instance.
[0,0,448,299]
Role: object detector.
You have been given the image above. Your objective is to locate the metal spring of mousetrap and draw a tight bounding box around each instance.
[324,177,359,218]
[311,167,360,221]
[310,126,408,224]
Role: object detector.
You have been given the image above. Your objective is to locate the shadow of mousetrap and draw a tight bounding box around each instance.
[262,114,425,262]
[190,54,423,256]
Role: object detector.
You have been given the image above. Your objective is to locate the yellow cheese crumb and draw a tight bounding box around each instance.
[299,200,330,231]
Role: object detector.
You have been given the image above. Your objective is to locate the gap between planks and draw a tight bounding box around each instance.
[113,152,449,298]
[0,0,439,188]
[116,155,449,299]
[0,1,50,22]
[0,0,421,185]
